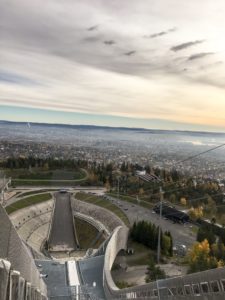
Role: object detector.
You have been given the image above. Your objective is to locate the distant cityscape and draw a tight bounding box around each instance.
[1,120,225,180]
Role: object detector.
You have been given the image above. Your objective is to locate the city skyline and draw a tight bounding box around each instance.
[1,0,225,132]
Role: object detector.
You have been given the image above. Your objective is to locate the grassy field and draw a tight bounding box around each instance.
[107,192,154,210]
[12,180,83,186]
[75,192,130,227]
[6,168,88,186]
[5,168,87,180]
[6,193,52,214]
[75,217,105,249]
[17,189,49,198]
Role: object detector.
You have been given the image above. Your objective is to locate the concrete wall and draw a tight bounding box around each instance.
[71,198,124,233]
[74,212,110,236]
[10,200,53,254]
[0,259,48,300]
[0,259,11,300]
[0,204,47,298]
[103,225,225,300]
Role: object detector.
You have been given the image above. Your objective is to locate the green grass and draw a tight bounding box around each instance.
[5,168,87,180]
[6,168,88,186]
[75,217,105,249]
[108,193,138,205]
[115,281,136,289]
[107,192,154,210]
[75,192,130,227]
[126,241,153,266]
[17,189,49,197]
[12,179,84,186]
[6,193,52,214]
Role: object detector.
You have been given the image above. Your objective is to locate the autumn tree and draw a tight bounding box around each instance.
[188,206,203,221]
[180,197,187,206]
[188,239,218,273]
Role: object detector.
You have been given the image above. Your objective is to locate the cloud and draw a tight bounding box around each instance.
[83,36,102,43]
[104,40,116,45]
[171,40,204,52]
[87,25,98,31]
[144,27,176,39]
[199,61,223,70]
[187,52,214,61]
[124,51,136,56]
[0,71,38,86]
[1,0,225,131]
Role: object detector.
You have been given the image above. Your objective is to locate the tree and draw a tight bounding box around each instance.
[188,239,218,273]
[145,258,166,282]
[105,180,111,191]
[169,193,176,203]
[180,197,187,206]
[161,234,171,256]
[197,226,216,246]
[139,188,144,196]
[130,221,173,256]
[188,206,203,221]
[204,196,217,218]
[211,239,225,261]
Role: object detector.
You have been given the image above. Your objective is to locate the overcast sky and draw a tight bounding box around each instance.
[1,0,225,131]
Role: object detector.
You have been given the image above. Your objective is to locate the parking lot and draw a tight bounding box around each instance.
[106,195,196,248]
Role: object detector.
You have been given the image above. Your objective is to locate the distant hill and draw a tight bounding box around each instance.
[0,119,224,136]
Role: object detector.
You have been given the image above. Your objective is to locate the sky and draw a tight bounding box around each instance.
[1,0,225,131]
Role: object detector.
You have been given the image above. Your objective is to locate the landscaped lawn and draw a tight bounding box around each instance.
[6,193,52,214]
[107,192,154,210]
[5,168,88,186]
[75,192,130,227]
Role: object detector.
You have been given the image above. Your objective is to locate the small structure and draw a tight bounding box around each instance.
[153,202,189,223]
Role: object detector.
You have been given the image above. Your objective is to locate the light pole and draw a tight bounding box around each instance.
[157,186,164,264]
[117,177,120,199]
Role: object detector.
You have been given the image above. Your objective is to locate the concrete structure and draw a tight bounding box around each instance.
[9,200,53,255]
[8,196,120,257]
[0,203,47,300]
[71,198,124,232]
[3,192,225,299]
[0,177,11,204]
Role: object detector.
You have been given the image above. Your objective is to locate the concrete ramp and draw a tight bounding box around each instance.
[48,192,77,252]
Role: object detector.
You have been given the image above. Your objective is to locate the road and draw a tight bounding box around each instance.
[5,187,105,206]
[48,192,77,251]
[106,195,196,248]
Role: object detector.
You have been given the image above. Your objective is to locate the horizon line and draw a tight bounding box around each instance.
[1,119,225,135]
